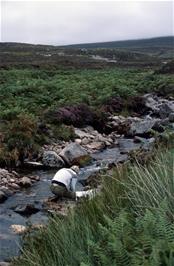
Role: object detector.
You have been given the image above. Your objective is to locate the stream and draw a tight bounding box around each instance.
[0,136,163,262]
[0,158,108,262]
[1,93,173,262]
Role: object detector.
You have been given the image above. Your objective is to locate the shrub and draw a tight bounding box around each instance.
[52,124,76,141]
[44,104,107,133]
[1,113,39,165]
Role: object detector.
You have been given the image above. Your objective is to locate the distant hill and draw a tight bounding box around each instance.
[1,36,173,50]
[0,36,173,69]
[65,36,174,49]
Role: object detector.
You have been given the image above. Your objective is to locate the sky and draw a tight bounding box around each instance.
[1,0,174,45]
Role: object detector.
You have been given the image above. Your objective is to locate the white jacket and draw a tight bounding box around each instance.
[52,168,77,191]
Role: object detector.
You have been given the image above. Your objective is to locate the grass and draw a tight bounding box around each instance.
[13,148,174,266]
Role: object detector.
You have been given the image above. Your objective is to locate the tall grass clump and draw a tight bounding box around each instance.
[13,149,174,266]
[124,149,174,217]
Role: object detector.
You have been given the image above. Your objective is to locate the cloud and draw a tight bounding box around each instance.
[1,1,173,45]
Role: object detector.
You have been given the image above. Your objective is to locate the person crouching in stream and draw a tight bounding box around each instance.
[50,165,97,200]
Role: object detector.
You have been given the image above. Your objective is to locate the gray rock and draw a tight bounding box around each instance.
[59,143,91,166]
[159,102,174,119]
[19,176,32,188]
[0,191,7,203]
[169,112,174,122]
[129,120,156,136]
[42,151,65,168]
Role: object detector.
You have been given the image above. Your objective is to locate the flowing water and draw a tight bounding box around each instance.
[0,162,106,261]
[0,140,144,262]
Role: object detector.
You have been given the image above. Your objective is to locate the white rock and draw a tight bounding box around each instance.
[11,224,27,234]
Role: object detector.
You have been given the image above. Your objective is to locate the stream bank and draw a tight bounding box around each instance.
[0,94,173,263]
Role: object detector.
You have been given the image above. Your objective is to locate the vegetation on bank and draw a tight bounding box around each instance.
[0,67,173,166]
[13,148,174,266]
[0,68,173,119]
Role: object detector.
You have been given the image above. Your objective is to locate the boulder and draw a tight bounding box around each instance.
[19,176,32,188]
[0,191,7,203]
[59,143,91,166]
[42,151,65,168]
[128,119,156,136]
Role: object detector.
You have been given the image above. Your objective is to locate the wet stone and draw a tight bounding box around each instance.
[19,177,32,188]
[13,204,40,216]
[128,120,156,136]
[0,191,7,203]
